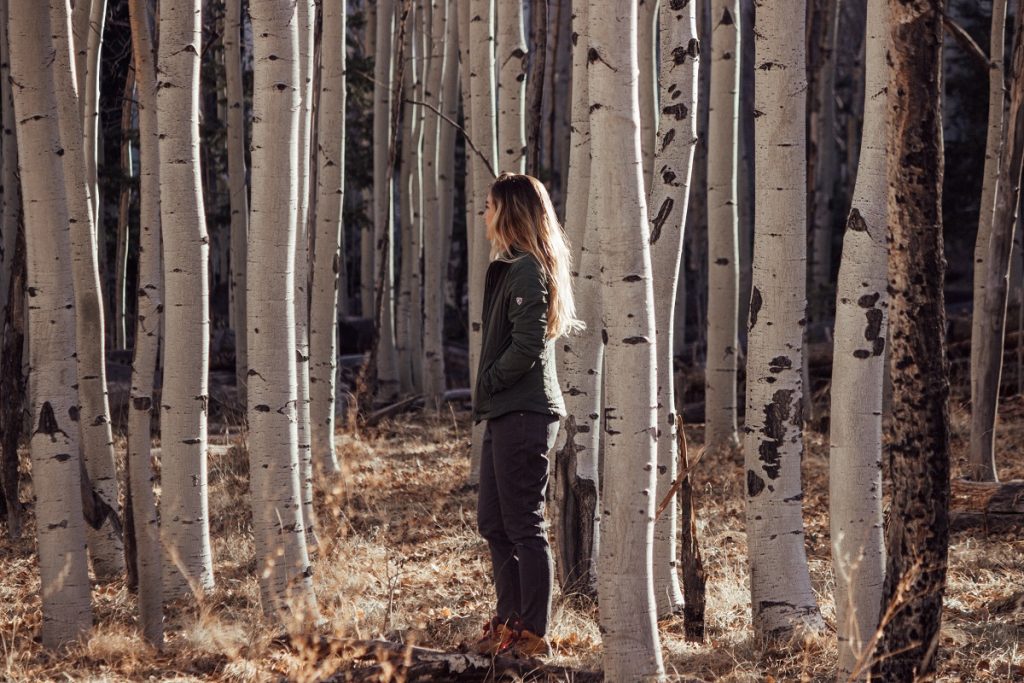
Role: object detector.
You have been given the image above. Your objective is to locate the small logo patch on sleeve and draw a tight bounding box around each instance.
[515,296,523,305]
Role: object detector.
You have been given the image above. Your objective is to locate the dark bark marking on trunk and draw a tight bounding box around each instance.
[757,389,793,480]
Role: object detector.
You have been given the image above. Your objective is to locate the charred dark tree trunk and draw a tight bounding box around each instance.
[873,1,951,679]
[676,419,706,642]
[552,415,598,599]
[0,218,25,539]
[525,0,547,175]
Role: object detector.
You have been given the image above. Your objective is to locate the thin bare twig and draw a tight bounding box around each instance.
[942,13,993,73]
[403,96,497,179]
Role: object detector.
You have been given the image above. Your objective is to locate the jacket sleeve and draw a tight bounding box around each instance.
[480,263,549,396]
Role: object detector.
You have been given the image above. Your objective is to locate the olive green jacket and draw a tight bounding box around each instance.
[472,251,566,423]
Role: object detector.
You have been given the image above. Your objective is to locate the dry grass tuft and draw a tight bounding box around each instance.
[0,401,1022,681]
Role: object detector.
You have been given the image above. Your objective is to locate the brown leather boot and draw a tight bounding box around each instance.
[472,617,516,656]
[510,628,551,658]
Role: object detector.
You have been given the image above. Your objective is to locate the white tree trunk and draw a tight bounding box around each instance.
[969,0,1008,483]
[829,0,887,676]
[466,0,498,485]
[745,0,824,639]
[157,0,215,596]
[126,0,163,646]
[637,0,658,190]
[497,0,527,173]
[705,0,741,453]
[552,0,601,596]
[374,0,401,400]
[225,0,248,408]
[248,0,317,617]
[295,0,317,549]
[647,0,698,619]
[422,0,455,408]
[9,0,93,647]
[0,0,18,332]
[49,0,124,581]
[309,0,346,476]
[83,0,105,227]
[590,1,665,678]
[398,5,420,395]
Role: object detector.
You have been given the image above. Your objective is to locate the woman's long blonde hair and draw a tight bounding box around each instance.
[487,173,584,340]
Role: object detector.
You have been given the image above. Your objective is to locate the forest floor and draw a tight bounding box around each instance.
[1,392,1023,681]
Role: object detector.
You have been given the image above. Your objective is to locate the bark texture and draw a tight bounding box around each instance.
[126,0,163,645]
[589,0,665,678]
[310,0,347,476]
[744,0,824,639]
[873,0,951,678]
[497,0,527,173]
[156,0,215,595]
[647,0,699,619]
[705,0,741,453]
[829,0,888,675]
[248,0,317,617]
[8,0,93,646]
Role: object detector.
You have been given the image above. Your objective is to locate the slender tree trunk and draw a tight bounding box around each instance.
[647,0,699,619]
[637,0,658,190]
[872,0,950,677]
[49,0,124,581]
[294,0,317,549]
[705,0,741,453]
[157,0,215,596]
[422,0,453,408]
[590,1,665,677]
[550,0,572,214]
[409,0,426,393]
[745,0,824,639]
[310,0,346,476]
[374,0,401,401]
[114,67,135,351]
[126,0,163,645]
[248,0,317,617]
[829,0,887,676]
[525,0,545,175]
[970,7,1024,487]
[83,0,106,228]
[0,0,19,375]
[497,0,527,173]
[8,0,93,646]
[807,0,840,324]
[397,5,419,395]
[969,0,1010,483]
[360,0,377,318]
[466,0,498,484]
[551,0,600,597]
[225,0,249,409]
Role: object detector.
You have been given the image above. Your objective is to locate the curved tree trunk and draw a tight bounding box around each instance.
[422,0,454,409]
[466,0,498,485]
[248,0,318,617]
[968,0,1009,483]
[828,0,887,676]
[647,0,698,619]
[497,0,527,173]
[705,0,741,453]
[590,1,665,678]
[8,0,93,647]
[872,1,951,678]
[225,0,249,409]
[157,0,215,596]
[552,0,600,597]
[126,0,163,645]
[745,0,823,639]
[113,68,134,351]
[637,0,657,190]
[310,0,346,476]
[374,0,401,401]
[295,0,317,549]
[49,0,124,581]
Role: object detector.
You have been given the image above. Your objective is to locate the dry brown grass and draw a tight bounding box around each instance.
[1,400,1022,681]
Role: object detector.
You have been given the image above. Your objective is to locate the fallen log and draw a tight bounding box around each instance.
[949,479,1024,534]
[275,634,604,682]
[362,389,474,427]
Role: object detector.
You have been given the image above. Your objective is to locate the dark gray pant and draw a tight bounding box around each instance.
[477,410,559,636]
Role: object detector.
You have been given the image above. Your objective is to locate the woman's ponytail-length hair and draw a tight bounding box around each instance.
[487,172,584,340]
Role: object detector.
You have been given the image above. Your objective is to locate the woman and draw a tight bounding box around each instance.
[472,173,582,658]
